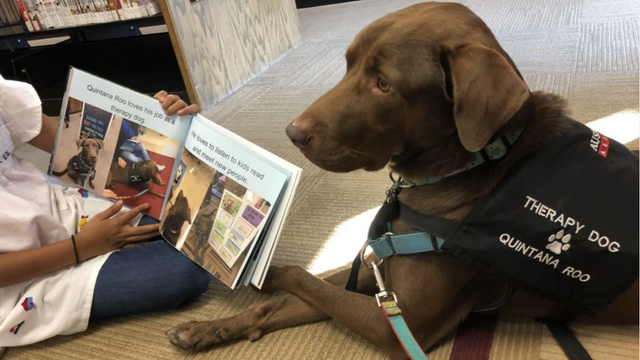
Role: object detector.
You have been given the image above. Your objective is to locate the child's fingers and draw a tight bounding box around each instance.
[166,100,189,116]
[154,90,168,101]
[161,94,180,112]
[118,203,151,223]
[102,190,119,200]
[177,104,199,116]
[126,224,160,237]
[125,233,161,243]
[94,200,124,220]
[156,92,197,116]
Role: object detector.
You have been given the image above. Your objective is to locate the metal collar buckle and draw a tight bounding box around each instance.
[387,172,413,202]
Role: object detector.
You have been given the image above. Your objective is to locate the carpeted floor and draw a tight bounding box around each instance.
[8,0,639,359]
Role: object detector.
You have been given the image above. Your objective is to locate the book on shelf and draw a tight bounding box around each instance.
[0,0,22,26]
[8,0,161,32]
[48,68,302,289]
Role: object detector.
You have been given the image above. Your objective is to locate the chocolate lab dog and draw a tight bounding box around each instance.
[52,138,103,189]
[106,160,165,198]
[162,190,192,245]
[166,3,638,358]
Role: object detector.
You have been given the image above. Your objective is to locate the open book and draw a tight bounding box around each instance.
[48,68,302,289]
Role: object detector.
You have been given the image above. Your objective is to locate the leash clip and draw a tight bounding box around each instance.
[387,172,412,202]
[359,234,398,307]
[372,261,398,307]
[386,173,399,203]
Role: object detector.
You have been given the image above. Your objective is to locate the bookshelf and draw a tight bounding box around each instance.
[1,12,184,116]
[0,0,301,113]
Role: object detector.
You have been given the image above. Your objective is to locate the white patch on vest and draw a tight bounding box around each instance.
[523,196,620,253]
[545,229,572,255]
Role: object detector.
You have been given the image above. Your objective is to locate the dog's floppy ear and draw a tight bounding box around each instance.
[76,139,85,149]
[444,44,529,152]
[96,139,104,150]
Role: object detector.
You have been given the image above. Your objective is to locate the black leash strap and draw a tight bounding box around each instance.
[367,199,399,240]
[345,252,362,292]
[542,320,593,360]
[397,202,459,240]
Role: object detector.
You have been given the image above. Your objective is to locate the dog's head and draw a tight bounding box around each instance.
[286,3,530,176]
[140,160,165,186]
[162,190,192,243]
[76,138,104,165]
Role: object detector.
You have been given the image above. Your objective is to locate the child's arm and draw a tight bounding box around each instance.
[0,201,157,288]
[27,114,58,154]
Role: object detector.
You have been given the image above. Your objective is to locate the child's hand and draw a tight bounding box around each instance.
[102,189,119,200]
[75,201,159,261]
[154,90,199,116]
[117,157,127,169]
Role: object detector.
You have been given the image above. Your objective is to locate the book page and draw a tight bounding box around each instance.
[244,164,301,288]
[159,115,289,288]
[181,116,302,289]
[48,68,192,219]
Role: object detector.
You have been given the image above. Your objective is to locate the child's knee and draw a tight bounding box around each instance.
[172,261,212,300]
[190,268,212,296]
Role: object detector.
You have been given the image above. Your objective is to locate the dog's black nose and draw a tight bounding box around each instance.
[286,123,311,148]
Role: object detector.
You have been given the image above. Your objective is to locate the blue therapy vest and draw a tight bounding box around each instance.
[442,119,639,316]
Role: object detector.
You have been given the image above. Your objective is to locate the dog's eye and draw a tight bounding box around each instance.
[377,77,390,92]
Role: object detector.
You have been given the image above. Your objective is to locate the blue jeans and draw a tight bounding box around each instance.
[90,217,212,319]
[119,140,151,163]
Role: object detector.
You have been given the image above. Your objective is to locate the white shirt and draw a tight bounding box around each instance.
[0,77,116,346]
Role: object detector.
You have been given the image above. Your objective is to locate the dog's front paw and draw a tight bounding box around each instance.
[167,320,242,351]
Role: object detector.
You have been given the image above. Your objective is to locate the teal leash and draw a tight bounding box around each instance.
[361,251,430,360]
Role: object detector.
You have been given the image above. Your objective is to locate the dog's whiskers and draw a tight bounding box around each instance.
[343,147,370,159]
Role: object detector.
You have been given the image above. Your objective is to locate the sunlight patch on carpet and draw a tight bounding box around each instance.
[308,206,380,275]
[586,109,639,145]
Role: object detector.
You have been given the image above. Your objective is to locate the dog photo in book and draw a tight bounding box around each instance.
[166,3,638,359]
[166,153,273,284]
[161,151,215,246]
[50,100,116,194]
[105,118,179,219]
[50,98,179,219]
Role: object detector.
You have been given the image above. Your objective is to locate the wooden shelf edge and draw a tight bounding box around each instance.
[156,0,198,108]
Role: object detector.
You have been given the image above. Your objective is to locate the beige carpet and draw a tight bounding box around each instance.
[8,0,639,359]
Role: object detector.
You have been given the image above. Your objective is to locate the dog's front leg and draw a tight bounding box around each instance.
[264,253,486,359]
[167,263,378,351]
[262,265,417,359]
[167,293,328,351]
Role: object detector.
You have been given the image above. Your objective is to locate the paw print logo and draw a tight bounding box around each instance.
[545,229,572,255]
